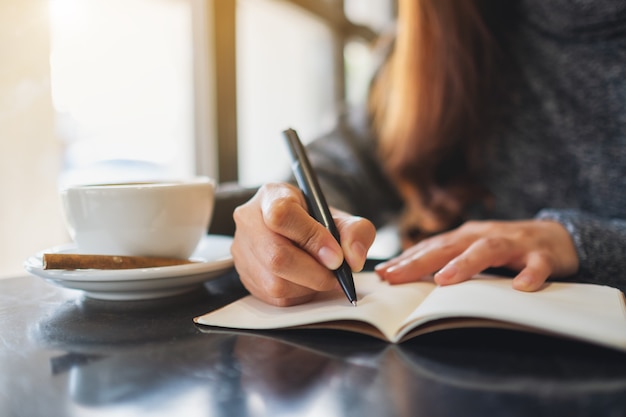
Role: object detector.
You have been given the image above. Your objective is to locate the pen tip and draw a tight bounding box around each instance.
[352,300,357,307]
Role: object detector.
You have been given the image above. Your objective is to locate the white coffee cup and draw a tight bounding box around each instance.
[60,177,216,259]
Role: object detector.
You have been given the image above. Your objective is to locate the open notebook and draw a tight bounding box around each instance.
[194,272,626,351]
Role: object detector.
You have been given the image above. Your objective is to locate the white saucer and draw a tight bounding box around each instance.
[24,235,234,301]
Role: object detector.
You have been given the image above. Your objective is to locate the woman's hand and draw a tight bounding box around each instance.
[375,220,579,291]
[231,183,376,306]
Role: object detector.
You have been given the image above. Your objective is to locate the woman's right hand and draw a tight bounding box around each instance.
[231,183,376,306]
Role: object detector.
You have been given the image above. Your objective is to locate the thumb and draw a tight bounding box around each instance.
[332,211,376,272]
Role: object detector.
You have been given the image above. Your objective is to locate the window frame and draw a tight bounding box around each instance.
[202,0,387,183]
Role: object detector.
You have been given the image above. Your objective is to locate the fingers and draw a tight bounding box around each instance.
[231,183,376,306]
[232,228,338,306]
[434,236,518,285]
[234,186,579,305]
[258,184,376,273]
[375,220,571,291]
[512,251,553,292]
[332,210,376,272]
[260,184,344,270]
[375,231,465,284]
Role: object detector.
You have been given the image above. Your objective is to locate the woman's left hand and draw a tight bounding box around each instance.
[374,219,579,291]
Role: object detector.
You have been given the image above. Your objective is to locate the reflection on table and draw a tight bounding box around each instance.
[1,270,626,417]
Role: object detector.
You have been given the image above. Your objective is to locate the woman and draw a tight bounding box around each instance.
[231,0,626,306]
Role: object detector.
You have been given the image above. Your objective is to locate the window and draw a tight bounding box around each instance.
[232,0,394,186]
[0,0,200,277]
[49,0,394,188]
[49,0,198,187]
[0,0,393,278]
[237,0,338,186]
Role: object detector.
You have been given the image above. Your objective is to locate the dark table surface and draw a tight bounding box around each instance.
[2,269,626,417]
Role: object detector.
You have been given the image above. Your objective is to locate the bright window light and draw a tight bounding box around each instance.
[49,0,195,187]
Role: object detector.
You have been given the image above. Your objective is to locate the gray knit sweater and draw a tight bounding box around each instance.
[305,0,626,292]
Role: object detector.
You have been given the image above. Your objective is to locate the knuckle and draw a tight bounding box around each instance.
[262,278,289,299]
[534,250,555,266]
[264,198,295,230]
[480,236,509,252]
[266,245,293,273]
[414,232,455,253]
[309,273,336,292]
[360,218,377,242]
[229,239,241,260]
[259,182,285,196]
[232,204,246,225]
[299,228,323,252]
[432,240,457,252]
[459,220,501,234]
[459,220,480,232]
[511,225,533,241]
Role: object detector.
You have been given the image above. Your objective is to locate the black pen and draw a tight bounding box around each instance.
[282,128,357,306]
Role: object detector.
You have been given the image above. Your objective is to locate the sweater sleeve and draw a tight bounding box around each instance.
[301,118,404,229]
[536,208,626,293]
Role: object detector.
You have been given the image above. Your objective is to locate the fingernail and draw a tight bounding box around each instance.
[318,246,342,270]
[514,274,533,290]
[374,260,388,270]
[435,263,458,282]
[386,259,409,274]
